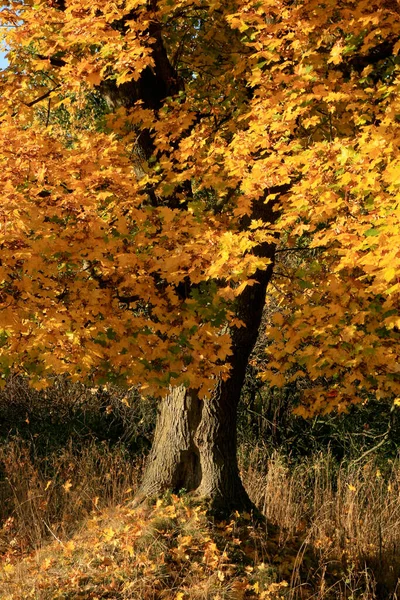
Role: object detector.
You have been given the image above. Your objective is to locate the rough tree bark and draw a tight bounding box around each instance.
[137,242,276,512]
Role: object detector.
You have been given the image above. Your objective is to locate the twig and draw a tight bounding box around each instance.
[45,97,51,127]
[11,86,60,117]
[42,520,65,545]
[275,246,327,254]
[24,86,60,108]
[349,426,391,466]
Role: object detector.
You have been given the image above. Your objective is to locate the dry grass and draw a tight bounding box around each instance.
[0,375,150,554]
[1,496,290,600]
[0,375,400,598]
[1,441,400,597]
[242,447,400,598]
[0,438,143,555]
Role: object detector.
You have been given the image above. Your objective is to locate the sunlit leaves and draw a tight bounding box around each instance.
[0,0,399,411]
[0,495,290,598]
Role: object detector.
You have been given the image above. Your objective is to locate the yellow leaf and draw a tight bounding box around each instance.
[328,42,344,65]
[87,71,102,86]
[384,267,396,282]
[63,480,72,493]
[393,40,400,55]
[234,279,257,297]
[116,70,134,86]
[121,396,130,407]
[272,312,284,326]
[31,379,49,391]
[103,527,115,542]
[65,540,75,552]
[217,570,225,581]
[40,558,53,571]
[3,563,15,574]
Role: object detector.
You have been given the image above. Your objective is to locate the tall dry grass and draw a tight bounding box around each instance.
[0,375,150,553]
[0,373,399,597]
[0,438,143,554]
[242,447,400,597]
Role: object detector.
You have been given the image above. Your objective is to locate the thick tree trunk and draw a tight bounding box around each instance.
[137,238,275,512]
[96,9,281,512]
[138,384,250,512]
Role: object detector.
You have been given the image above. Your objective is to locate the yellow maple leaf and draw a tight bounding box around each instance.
[121,396,130,407]
[103,527,115,542]
[87,71,102,86]
[3,563,15,574]
[65,540,75,552]
[328,42,344,65]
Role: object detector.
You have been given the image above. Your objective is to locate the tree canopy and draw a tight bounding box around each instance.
[0,0,399,414]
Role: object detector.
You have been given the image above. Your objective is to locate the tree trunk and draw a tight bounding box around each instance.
[137,384,250,512]
[86,11,274,512]
[41,3,280,512]
[97,9,282,512]
[137,238,275,512]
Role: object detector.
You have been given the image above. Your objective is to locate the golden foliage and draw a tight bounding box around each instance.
[0,0,399,410]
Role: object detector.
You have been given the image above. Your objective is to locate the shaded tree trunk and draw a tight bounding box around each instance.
[137,384,250,512]
[138,243,275,512]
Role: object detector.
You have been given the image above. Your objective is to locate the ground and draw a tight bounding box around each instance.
[0,494,312,600]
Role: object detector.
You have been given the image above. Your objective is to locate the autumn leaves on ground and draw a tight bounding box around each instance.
[1,379,400,600]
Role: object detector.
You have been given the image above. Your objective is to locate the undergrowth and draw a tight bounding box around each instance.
[0,377,400,598]
[1,496,292,600]
[1,439,400,598]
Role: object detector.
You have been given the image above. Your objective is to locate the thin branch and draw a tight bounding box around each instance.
[10,86,60,117]
[45,97,51,127]
[275,246,327,254]
[269,280,291,297]
[244,407,275,428]
[24,86,60,109]
[42,520,65,545]
[272,271,293,279]
[349,425,391,466]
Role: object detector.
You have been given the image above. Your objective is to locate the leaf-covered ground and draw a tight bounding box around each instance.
[0,495,307,600]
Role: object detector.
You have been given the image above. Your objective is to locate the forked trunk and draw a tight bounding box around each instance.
[137,237,276,512]
[137,383,250,512]
[40,3,279,512]
[95,12,280,512]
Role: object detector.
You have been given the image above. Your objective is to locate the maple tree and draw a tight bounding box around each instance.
[0,0,399,510]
